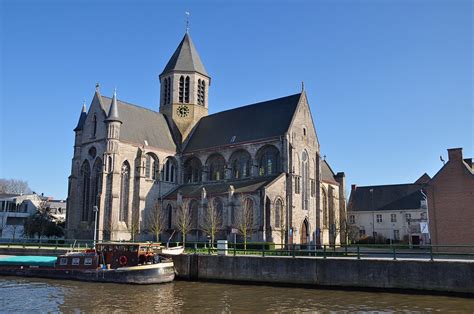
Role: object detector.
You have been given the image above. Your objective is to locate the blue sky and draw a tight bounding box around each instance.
[0,0,472,199]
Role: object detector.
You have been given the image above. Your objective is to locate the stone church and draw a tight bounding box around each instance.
[66,32,346,246]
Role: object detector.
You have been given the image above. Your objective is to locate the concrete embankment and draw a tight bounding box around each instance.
[172,254,474,295]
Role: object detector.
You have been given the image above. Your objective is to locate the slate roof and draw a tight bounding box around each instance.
[321,160,338,184]
[163,175,281,200]
[100,96,176,151]
[184,93,302,152]
[105,91,121,123]
[0,193,20,199]
[348,183,425,212]
[74,103,87,131]
[160,33,208,78]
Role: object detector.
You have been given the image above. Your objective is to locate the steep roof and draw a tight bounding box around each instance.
[348,183,424,212]
[160,33,208,78]
[74,102,87,131]
[100,96,176,151]
[163,175,280,200]
[184,93,302,152]
[321,160,338,184]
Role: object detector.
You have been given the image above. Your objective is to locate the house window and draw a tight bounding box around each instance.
[393,230,400,240]
[72,258,80,266]
[230,150,251,179]
[390,214,397,223]
[359,229,366,237]
[162,158,176,182]
[145,154,159,180]
[376,214,382,223]
[257,146,279,176]
[84,257,93,265]
[207,154,226,181]
[60,258,68,266]
[184,157,202,183]
[349,215,355,224]
[405,213,411,222]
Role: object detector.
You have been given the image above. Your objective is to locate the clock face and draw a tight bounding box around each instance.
[177,105,190,117]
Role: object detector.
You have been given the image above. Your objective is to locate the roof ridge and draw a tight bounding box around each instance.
[101,95,161,115]
[205,93,302,119]
[355,183,421,189]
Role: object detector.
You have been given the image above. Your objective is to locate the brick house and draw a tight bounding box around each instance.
[426,148,474,245]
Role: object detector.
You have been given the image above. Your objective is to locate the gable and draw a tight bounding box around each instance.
[288,92,320,149]
[184,93,301,152]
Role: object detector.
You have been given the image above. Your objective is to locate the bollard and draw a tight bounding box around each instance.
[323,245,327,259]
[234,244,236,256]
[344,245,348,257]
[429,245,434,261]
[357,245,360,260]
[292,245,296,258]
[262,244,265,257]
[392,247,397,260]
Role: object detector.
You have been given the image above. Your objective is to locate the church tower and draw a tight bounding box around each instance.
[159,32,210,142]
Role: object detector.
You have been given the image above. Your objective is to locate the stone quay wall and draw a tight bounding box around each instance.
[172,254,474,295]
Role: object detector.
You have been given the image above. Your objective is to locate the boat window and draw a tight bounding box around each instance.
[60,258,68,266]
[72,258,80,265]
[84,257,93,265]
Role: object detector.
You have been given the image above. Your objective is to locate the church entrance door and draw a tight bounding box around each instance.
[300,219,309,245]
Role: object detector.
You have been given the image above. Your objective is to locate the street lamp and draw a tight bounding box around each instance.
[93,205,99,248]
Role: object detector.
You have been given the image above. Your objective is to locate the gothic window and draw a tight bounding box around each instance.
[81,160,91,221]
[164,77,171,105]
[92,115,97,137]
[184,76,190,103]
[207,154,226,181]
[257,145,279,176]
[275,198,283,228]
[189,199,199,229]
[184,157,202,183]
[179,76,184,103]
[322,188,328,228]
[90,158,102,217]
[302,151,309,211]
[107,156,113,172]
[230,150,251,179]
[295,176,301,194]
[119,161,130,222]
[167,204,173,229]
[162,158,177,182]
[145,154,159,180]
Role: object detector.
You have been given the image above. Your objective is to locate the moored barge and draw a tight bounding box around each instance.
[0,242,183,284]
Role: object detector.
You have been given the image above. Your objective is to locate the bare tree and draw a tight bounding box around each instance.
[200,198,222,247]
[235,195,254,251]
[274,210,287,249]
[129,208,141,242]
[175,200,191,246]
[147,201,165,242]
[0,179,32,194]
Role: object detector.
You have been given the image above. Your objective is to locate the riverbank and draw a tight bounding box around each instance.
[172,254,474,296]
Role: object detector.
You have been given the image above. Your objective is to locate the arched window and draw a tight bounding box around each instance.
[162,158,177,182]
[189,200,199,229]
[81,160,91,221]
[167,204,173,229]
[179,76,184,103]
[90,158,103,218]
[197,79,206,106]
[164,77,171,105]
[302,151,309,211]
[92,115,97,137]
[230,150,251,179]
[207,154,226,181]
[322,188,328,228]
[107,156,113,172]
[213,197,224,227]
[275,198,283,228]
[145,154,159,180]
[184,76,190,103]
[184,157,202,183]
[119,161,130,222]
[257,146,279,176]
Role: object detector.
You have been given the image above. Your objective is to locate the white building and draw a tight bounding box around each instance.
[347,174,430,245]
[0,193,42,240]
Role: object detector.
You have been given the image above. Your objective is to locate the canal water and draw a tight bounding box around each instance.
[0,276,473,312]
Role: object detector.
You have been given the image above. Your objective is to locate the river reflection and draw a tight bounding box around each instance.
[0,276,473,312]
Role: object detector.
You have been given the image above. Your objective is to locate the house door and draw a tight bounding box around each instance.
[300,219,309,245]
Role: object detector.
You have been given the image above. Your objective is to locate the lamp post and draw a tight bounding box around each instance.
[93,205,99,248]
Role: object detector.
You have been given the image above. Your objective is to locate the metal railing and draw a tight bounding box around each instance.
[179,242,474,261]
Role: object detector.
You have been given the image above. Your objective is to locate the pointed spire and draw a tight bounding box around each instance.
[160,33,209,78]
[105,88,122,123]
[74,100,88,131]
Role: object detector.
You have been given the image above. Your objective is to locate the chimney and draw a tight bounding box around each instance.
[351,184,357,191]
[447,148,463,161]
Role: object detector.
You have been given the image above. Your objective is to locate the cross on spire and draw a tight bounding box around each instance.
[185,11,190,33]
